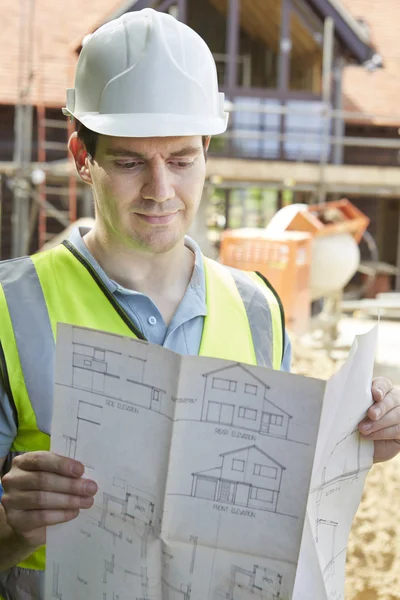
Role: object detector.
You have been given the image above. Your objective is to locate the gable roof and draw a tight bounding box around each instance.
[307,0,373,64]
[220,444,286,470]
[203,363,271,390]
[1,0,392,128]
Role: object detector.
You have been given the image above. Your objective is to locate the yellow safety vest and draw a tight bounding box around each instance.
[0,240,284,598]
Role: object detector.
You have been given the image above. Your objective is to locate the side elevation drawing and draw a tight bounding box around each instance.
[311,426,369,510]
[226,564,282,600]
[191,445,285,513]
[70,329,172,418]
[322,426,366,486]
[201,364,292,439]
[63,400,103,469]
[72,342,121,398]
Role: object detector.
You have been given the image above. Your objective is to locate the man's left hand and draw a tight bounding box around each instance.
[359,377,400,463]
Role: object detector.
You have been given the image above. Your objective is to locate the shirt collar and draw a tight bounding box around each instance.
[67,226,207,312]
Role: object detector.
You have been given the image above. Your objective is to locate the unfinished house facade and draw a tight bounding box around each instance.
[191,444,285,512]
[2,0,400,282]
[201,363,292,438]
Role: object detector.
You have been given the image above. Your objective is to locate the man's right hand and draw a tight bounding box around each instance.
[1,451,98,551]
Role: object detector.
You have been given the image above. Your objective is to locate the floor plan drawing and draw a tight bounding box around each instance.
[99,481,156,538]
[226,564,283,600]
[200,364,293,439]
[162,578,191,600]
[50,321,375,600]
[191,445,285,513]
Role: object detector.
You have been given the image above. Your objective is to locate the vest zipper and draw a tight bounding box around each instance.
[62,241,147,342]
[0,341,19,428]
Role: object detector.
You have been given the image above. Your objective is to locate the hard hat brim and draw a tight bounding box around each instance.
[69,112,229,138]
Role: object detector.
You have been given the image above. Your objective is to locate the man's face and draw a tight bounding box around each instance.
[86,135,208,254]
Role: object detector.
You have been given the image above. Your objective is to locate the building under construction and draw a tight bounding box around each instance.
[1,0,400,289]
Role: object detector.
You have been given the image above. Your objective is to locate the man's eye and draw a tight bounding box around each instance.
[172,161,194,169]
[115,161,141,169]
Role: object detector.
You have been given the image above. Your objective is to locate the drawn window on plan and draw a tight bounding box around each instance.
[201,364,292,439]
[227,564,282,600]
[72,343,121,398]
[191,445,285,513]
[63,401,102,469]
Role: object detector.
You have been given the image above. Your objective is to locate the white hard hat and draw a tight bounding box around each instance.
[63,9,229,137]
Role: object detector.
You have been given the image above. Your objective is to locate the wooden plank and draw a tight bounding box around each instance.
[206,157,400,193]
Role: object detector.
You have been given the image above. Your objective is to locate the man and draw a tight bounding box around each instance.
[0,8,398,600]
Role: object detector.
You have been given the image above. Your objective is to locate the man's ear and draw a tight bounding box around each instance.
[204,136,211,152]
[68,132,93,184]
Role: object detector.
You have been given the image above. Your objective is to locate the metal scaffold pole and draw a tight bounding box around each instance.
[318,16,334,204]
[11,0,35,257]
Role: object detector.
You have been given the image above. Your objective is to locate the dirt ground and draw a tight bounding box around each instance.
[291,317,400,600]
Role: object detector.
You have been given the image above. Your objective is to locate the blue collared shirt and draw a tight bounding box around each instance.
[0,229,291,458]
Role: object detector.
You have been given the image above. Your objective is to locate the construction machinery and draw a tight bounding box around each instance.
[219,199,370,341]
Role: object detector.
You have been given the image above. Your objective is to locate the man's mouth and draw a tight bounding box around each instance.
[135,212,178,225]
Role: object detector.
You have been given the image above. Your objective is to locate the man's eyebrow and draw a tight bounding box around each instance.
[169,145,203,158]
[104,148,146,158]
[104,145,202,159]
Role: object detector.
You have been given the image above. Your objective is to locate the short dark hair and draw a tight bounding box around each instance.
[76,121,208,160]
[76,121,99,159]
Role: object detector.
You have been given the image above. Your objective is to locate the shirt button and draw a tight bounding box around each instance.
[148,316,157,326]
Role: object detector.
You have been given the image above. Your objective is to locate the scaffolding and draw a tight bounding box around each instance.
[6,10,400,258]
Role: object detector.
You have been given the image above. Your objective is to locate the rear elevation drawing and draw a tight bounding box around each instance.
[225,564,282,600]
[191,445,285,512]
[201,364,292,439]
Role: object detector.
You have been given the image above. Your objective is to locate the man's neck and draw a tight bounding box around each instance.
[83,228,195,324]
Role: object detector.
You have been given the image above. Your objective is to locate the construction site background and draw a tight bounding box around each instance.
[1,1,400,599]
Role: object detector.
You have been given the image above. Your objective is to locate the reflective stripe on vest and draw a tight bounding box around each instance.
[0,242,284,599]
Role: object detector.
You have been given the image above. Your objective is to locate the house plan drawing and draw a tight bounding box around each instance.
[191,445,285,513]
[226,563,283,600]
[201,364,292,439]
[46,323,378,600]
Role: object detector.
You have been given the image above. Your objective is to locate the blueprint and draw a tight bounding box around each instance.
[293,325,377,600]
[45,323,377,600]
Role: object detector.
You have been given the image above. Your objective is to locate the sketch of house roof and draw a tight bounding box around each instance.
[219,445,286,470]
[203,363,293,419]
[262,397,293,419]
[126,379,164,393]
[203,363,271,390]
[192,467,223,478]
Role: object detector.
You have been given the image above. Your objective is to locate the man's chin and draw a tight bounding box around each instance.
[128,229,184,254]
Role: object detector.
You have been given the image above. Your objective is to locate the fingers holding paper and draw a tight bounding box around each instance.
[358,377,400,463]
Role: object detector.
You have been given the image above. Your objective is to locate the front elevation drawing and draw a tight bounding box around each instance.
[201,364,292,439]
[191,445,285,513]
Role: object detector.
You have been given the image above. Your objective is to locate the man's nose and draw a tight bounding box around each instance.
[141,161,175,204]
